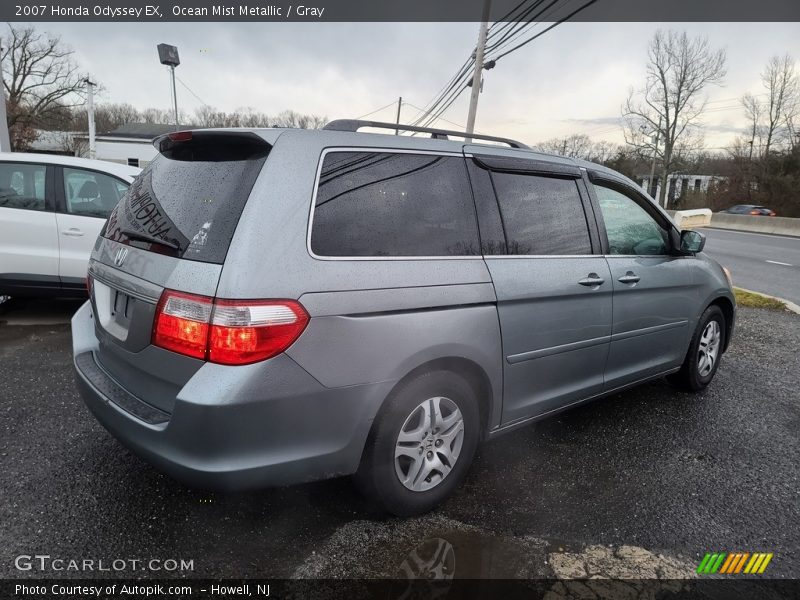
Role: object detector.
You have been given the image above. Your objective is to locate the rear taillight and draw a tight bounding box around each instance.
[750,210,760,215]
[152,290,309,365]
[209,299,309,365]
[153,291,213,360]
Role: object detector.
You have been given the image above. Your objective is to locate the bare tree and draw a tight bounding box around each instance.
[65,102,143,133]
[271,110,327,129]
[1,24,89,150]
[535,133,594,158]
[194,107,326,129]
[741,92,765,159]
[140,106,190,125]
[760,54,798,156]
[622,30,726,208]
[535,134,620,164]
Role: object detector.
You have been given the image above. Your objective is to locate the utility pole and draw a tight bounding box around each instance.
[395,96,402,135]
[648,115,662,202]
[465,0,491,140]
[0,37,12,152]
[85,79,96,159]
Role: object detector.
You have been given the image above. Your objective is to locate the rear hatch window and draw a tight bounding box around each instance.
[103,131,270,264]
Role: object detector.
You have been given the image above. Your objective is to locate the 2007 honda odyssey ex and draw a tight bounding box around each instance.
[72,120,735,515]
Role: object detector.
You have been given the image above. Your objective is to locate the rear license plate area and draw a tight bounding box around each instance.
[93,280,133,341]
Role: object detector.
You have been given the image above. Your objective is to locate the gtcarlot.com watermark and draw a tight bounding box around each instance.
[14,554,194,573]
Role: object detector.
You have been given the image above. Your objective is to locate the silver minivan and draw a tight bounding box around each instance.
[72,121,735,515]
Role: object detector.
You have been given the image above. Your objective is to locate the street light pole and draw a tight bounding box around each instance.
[85,78,96,159]
[169,65,179,129]
[157,44,181,130]
[465,0,492,141]
[0,37,12,152]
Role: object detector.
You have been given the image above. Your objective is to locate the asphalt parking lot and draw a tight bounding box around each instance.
[1,299,798,582]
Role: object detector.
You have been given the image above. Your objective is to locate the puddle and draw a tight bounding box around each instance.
[293,514,697,586]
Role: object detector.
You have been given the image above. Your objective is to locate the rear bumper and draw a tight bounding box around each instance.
[71,301,393,490]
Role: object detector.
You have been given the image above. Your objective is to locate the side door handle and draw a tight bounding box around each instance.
[578,273,605,287]
[618,271,641,284]
[61,228,85,237]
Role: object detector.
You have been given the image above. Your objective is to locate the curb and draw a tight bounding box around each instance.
[735,287,800,315]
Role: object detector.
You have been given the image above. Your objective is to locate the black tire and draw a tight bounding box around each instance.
[354,370,480,516]
[667,305,726,392]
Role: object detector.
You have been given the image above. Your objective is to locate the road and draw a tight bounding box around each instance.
[1,305,798,583]
[702,228,800,305]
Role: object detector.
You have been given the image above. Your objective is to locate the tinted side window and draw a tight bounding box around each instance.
[594,184,669,255]
[0,162,46,211]
[311,152,480,257]
[63,168,129,219]
[491,173,591,255]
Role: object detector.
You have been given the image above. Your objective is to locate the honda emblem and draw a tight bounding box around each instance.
[114,247,129,267]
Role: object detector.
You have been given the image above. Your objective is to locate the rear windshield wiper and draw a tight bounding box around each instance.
[120,228,180,250]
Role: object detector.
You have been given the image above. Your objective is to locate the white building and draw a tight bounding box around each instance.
[75,123,177,167]
[639,173,724,207]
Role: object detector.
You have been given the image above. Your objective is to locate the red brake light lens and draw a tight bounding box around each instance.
[209,300,309,365]
[152,291,309,365]
[153,291,213,360]
[168,131,193,142]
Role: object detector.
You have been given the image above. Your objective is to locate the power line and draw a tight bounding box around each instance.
[411,1,555,128]
[410,58,475,126]
[175,74,210,107]
[485,0,561,54]
[485,0,573,59]
[416,3,568,130]
[354,100,398,120]
[490,0,600,62]
[403,101,467,129]
[485,0,549,48]
[417,81,471,128]
[489,0,534,27]
[410,0,591,133]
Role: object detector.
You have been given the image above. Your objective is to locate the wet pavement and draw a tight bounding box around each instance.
[0,300,798,581]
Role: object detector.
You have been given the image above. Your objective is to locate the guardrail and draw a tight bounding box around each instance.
[666,210,800,238]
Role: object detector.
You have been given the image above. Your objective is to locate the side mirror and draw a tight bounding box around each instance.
[680,230,706,254]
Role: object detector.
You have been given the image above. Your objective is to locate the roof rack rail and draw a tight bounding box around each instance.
[322,119,528,149]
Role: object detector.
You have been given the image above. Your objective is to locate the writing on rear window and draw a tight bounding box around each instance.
[104,151,267,264]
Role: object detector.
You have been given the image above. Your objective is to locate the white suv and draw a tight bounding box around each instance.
[0,153,140,297]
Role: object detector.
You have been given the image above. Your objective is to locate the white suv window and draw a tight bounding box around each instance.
[0,162,46,211]
[62,167,129,219]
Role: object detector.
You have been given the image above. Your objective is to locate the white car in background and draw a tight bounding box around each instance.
[0,153,140,297]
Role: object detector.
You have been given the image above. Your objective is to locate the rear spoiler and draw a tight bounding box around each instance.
[152,130,271,161]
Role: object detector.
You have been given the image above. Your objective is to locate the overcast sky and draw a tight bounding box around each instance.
[33,21,800,147]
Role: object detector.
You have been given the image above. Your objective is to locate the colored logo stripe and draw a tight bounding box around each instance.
[699,552,773,574]
[719,553,737,573]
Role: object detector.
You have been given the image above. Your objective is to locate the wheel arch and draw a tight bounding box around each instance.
[708,295,735,352]
[375,356,495,442]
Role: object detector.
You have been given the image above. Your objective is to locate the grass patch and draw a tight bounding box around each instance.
[734,288,787,310]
